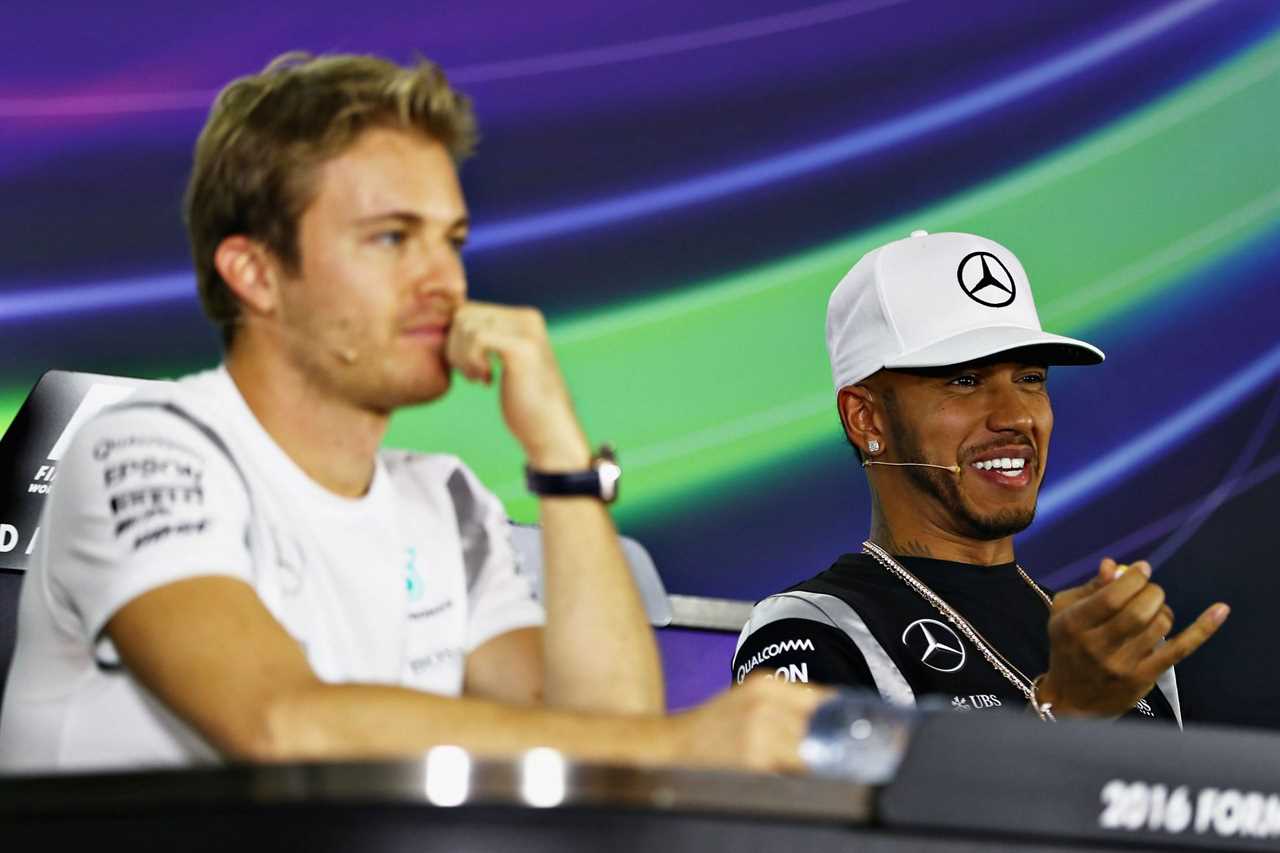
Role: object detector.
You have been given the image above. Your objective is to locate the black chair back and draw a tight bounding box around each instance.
[0,371,154,707]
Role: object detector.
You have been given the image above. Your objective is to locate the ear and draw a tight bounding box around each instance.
[212,235,281,318]
[837,385,883,456]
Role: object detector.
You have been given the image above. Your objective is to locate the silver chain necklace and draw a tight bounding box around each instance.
[861,539,1052,702]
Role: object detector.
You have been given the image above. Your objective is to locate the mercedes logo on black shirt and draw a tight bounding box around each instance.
[901,619,967,673]
[957,251,1016,307]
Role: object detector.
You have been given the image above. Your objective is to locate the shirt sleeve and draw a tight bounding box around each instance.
[733,617,879,690]
[43,402,254,644]
[445,464,544,653]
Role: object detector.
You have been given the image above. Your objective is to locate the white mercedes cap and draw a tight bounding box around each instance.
[826,230,1104,391]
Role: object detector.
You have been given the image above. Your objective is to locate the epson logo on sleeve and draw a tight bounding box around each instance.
[101,456,205,489]
[735,637,816,683]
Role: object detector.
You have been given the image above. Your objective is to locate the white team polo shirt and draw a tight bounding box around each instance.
[0,368,544,772]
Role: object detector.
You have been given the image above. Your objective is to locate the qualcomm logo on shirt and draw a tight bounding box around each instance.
[735,638,815,683]
[404,547,425,603]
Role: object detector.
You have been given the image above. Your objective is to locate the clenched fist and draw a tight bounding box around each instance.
[668,677,833,773]
[1038,558,1229,718]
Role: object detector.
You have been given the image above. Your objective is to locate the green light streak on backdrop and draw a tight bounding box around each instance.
[2,33,1278,523]
[382,31,1280,524]
[0,388,27,435]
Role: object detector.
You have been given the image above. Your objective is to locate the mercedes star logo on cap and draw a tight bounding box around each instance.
[901,619,966,673]
[957,251,1016,307]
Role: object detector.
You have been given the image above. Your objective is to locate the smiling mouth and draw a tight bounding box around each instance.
[962,445,1038,488]
[970,457,1028,478]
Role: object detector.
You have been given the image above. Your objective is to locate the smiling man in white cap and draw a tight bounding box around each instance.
[732,230,1229,722]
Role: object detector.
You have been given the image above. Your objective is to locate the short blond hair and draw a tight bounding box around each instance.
[183,52,478,346]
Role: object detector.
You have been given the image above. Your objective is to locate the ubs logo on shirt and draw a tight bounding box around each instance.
[952,694,1002,711]
[901,619,966,673]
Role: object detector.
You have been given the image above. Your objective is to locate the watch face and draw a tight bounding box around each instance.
[598,460,622,503]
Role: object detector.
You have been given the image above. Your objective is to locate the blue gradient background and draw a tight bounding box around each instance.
[2,0,1278,722]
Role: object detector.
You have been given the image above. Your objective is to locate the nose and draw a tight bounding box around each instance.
[984,380,1040,437]
[410,236,467,303]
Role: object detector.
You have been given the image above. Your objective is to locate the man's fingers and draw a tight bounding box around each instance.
[447,326,522,385]
[1140,603,1230,678]
[1052,566,1109,610]
[1060,567,1151,630]
[1115,605,1176,668]
[1052,557,1132,611]
[1099,582,1166,639]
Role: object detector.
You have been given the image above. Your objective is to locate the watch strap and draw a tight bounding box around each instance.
[525,445,621,503]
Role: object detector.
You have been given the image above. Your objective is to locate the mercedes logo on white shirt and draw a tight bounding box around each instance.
[901,619,966,672]
[957,251,1016,307]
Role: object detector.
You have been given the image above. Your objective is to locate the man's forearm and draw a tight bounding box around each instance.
[262,680,670,763]
[538,496,664,713]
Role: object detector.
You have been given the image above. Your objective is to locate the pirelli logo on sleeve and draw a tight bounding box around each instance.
[735,637,815,684]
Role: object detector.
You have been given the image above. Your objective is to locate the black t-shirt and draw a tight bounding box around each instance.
[732,553,1179,723]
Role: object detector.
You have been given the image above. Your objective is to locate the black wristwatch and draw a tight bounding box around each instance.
[525,445,621,504]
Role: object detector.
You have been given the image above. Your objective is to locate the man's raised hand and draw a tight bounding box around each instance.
[1038,558,1229,717]
[446,301,590,470]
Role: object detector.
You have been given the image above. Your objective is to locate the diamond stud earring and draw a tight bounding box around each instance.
[867,440,881,454]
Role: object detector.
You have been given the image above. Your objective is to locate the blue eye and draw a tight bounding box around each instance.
[374,230,407,247]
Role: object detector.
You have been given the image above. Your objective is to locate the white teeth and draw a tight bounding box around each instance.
[971,457,1027,472]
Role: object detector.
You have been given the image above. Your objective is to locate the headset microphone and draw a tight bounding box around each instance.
[862,460,961,475]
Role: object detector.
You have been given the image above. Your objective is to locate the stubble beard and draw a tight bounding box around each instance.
[286,317,452,413]
[891,420,1037,541]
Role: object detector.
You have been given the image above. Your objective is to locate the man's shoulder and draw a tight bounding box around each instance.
[379,450,506,517]
[379,449,477,494]
[379,448,466,476]
[755,552,912,621]
[739,552,932,667]
[733,554,908,693]
[79,369,233,442]
[64,368,238,466]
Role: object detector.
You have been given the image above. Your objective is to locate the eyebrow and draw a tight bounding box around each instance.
[352,210,470,230]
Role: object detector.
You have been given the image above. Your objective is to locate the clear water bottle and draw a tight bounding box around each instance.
[799,689,925,784]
